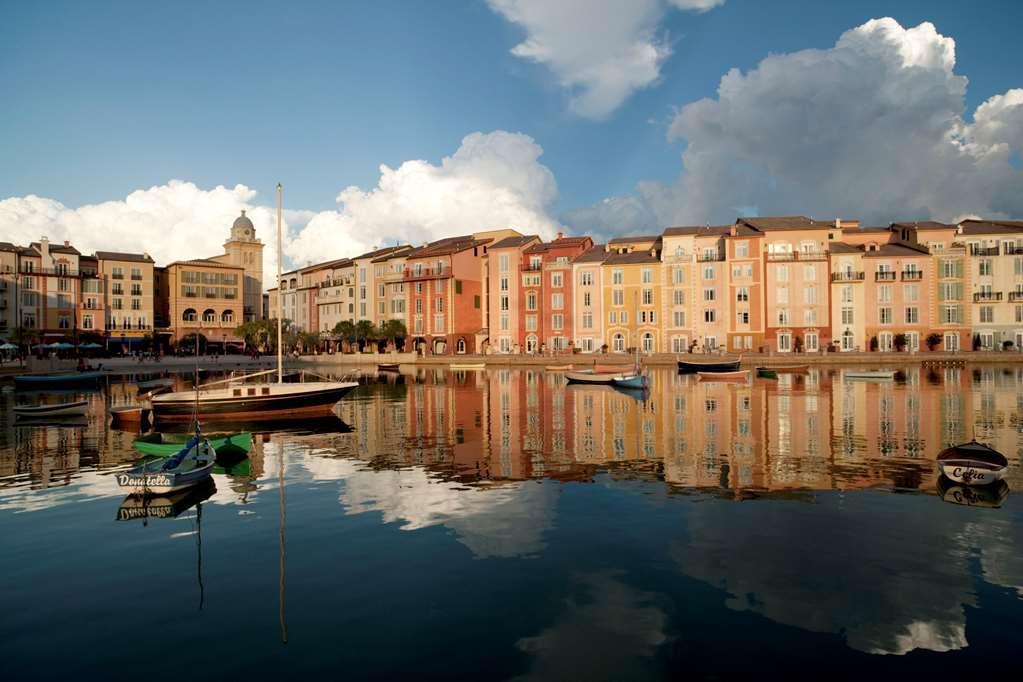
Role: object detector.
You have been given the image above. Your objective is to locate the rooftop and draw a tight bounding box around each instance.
[662,225,732,237]
[573,244,609,264]
[958,219,1023,236]
[490,235,540,249]
[95,251,154,263]
[738,216,831,231]
[603,250,661,265]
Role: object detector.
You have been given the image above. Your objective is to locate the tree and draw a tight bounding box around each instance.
[869,335,878,352]
[235,319,279,352]
[355,319,376,350]
[378,319,407,350]
[893,333,908,351]
[299,331,321,354]
[926,332,942,351]
[333,321,357,352]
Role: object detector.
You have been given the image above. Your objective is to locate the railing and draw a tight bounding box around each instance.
[131,274,143,280]
[522,263,542,271]
[875,271,897,281]
[1005,245,1021,255]
[696,252,725,262]
[973,291,1002,302]
[831,272,865,282]
[403,267,452,281]
[767,251,827,262]
[901,271,924,281]
[1009,291,1023,302]
[19,266,87,277]
[111,273,123,279]
[969,246,1000,256]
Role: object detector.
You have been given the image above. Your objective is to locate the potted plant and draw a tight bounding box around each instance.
[894,333,907,352]
[869,335,878,352]
[926,332,942,351]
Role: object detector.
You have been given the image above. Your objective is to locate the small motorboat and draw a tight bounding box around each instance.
[756,367,778,379]
[936,478,1009,508]
[678,358,741,373]
[612,374,649,389]
[376,363,401,372]
[449,362,486,370]
[697,370,750,382]
[15,370,104,390]
[845,370,896,380]
[116,435,217,495]
[936,440,1009,486]
[13,399,90,418]
[133,431,252,459]
[565,370,622,385]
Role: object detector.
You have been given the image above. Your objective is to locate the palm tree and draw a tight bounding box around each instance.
[378,319,407,350]
[354,319,376,351]
[11,325,39,358]
[333,320,357,352]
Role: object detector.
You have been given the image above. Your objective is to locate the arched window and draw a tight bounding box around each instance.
[642,332,654,353]
[456,338,466,354]
[221,310,234,324]
[525,335,538,353]
[202,309,216,323]
[612,333,625,352]
[182,308,197,322]
[842,329,854,351]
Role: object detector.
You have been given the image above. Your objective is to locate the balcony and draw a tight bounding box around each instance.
[969,246,1000,257]
[697,252,725,262]
[111,273,124,280]
[1005,245,1021,255]
[901,271,924,281]
[831,272,865,282]
[403,266,452,281]
[766,251,828,262]
[131,274,143,281]
[1009,291,1023,302]
[19,266,84,277]
[973,291,1002,302]
[875,271,897,281]
[522,263,543,271]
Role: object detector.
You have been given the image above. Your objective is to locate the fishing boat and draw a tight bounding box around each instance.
[449,362,486,370]
[936,440,1009,486]
[612,374,649,389]
[133,431,252,459]
[677,358,741,373]
[151,184,358,423]
[376,363,401,372]
[565,370,622,385]
[845,370,896,380]
[756,367,778,379]
[13,399,90,417]
[14,370,104,390]
[110,405,149,427]
[697,370,750,382]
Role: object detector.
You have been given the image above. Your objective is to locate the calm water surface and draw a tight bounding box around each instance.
[2,365,1022,679]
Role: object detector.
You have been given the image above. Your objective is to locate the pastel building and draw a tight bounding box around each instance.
[518,234,592,353]
[571,244,607,353]
[487,234,540,353]
[601,236,662,353]
[958,219,1023,349]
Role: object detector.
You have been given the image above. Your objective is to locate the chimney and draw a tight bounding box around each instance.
[556,231,563,240]
[39,236,50,265]
[64,240,70,247]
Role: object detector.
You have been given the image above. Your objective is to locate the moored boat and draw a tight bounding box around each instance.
[14,370,103,390]
[677,358,741,373]
[13,399,90,417]
[133,431,252,459]
[544,364,574,371]
[756,367,778,379]
[936,440,1008,486]
[936,478,1009,508]
[449,362,486,370]
[110,405,148,426]
[376,363,401,372]
[845,370,896,380]
[116,478,217,521]
[612,374,649,389]
[697,370,750,382]
[565,370,622,385]
[151,381,357,422]
[136,378,175,391]
[116,435,216,495]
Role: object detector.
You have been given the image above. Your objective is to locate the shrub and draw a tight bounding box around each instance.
[926,332,942,351]
[869,336,879,352]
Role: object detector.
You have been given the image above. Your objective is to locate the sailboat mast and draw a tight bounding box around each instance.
[276,183,283,384]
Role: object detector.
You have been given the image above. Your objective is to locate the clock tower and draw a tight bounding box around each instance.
[215,210,264,321]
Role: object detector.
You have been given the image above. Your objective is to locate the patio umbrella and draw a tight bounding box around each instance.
[32,343,48,350]
[78,342,103,349]
[0,342,17,351]
[54,342,76,350]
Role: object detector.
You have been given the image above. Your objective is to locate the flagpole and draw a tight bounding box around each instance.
[276,183,283,384]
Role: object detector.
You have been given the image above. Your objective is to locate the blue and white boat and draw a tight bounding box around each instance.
[116,435,216,495]
[611,374,649,389]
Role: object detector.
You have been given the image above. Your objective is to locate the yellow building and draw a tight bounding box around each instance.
[163,258,245,350]
[601,236,662,353]
[207,211,264,322]
[957,219,1023,349]
[95,251,155,350]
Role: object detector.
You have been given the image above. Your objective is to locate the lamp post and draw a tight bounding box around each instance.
[223,333,227,356]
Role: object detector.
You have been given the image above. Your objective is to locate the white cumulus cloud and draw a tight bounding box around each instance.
[567,17,1023,233]
[0,131,562,286]
[488,0,725,119]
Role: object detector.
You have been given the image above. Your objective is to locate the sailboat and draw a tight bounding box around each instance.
[151,183,359,423]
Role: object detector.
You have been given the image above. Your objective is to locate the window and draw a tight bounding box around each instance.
[500,295,509,311]
[736,287,749,302]
[182,309,197,322]
[736,311,749,325]
[579,271,594,286]
[673,290,685,306]
[612,269,624,284]
[415,299,422,314]
[378,284,385,298]
[673,311,685,327]
[877,285,892,303]
[529,256,541,270]
[704,309,715,323]
[841,307,854,325]
[642,332,654,352]
[552,293,564,310]
[804,286,816,304]
[583,292,591,306]
[582,312,593,329]
[499,254,509,272]
[735,241,749,258]
[672,268,684,284]
[454,280,462,294]
[672,337,688,353]
[703,266,715,280]
[526,292,537,310]
[434,314,445,332]
[805,332,819,352]
[941,305,961,324]
[552,314,564,330]
[803,308,817,325]
[804,265,816,280]
[841,285,853,303]
[979,259,992,277]
[904,284,919,302]
[222,310,234,323]
[703,288,715,302]
[879,307,892,324]
[609,311,618,324]
[642,289,653,305]
[525,315,537,331]
[612,333,625,352]
[777,309,789,325]
[778,333,791,352]
[776,265,789,282]
[1016,305,1023,324]
[552,272,563,288]
[905,307,919,324]
[979,306,994,323]
[776,287,788,304]
[621,311,628,324]
[82,314,93,330]
[641,268,652,284]
[499,313,509,331]
[612,289,624,306]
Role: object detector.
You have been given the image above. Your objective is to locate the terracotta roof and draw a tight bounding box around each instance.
[663,225,732,236]
[843,226,892,233]
[604,251,660,265]
[491,235,540,249]
[738,216,830,231]
[862,243,930,258]
[524,236,591,254]
[891,221,953,231]
[828,242,863,254]
[958,219,1023,236]
[370,245,414,263]
[354,244,410,261]
[608,234,659,244]
[573,245,609,264]
[407,235,491,259]
[29,241,81,255]
[95,251,154,263]
[0,242,18,252]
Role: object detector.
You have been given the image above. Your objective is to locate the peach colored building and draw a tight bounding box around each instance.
[486,235,540,354]
[571,244,607,353]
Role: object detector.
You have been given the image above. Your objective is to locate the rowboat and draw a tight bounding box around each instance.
[116,478,216,521]
[936,440,1008,486]
[13,399,90,417]
[565,370,622,385]
[936,478,1009,508]
[612,374,649,389]
[15,370,104,390]
[116,435,216,494]
[544,364,574,371]
[845,370,896,380]
[697,370,750,382]
[110,406,148,425]
[151,381,358,422]
[376,363,401,372]
[756,367,778,379]
[133,432,252,459]
[677,358,741,373]
[449,362,486,370]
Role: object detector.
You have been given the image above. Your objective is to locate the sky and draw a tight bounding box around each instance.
[1,0,1022,277]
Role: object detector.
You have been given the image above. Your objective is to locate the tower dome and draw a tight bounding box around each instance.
[231,210,255,241]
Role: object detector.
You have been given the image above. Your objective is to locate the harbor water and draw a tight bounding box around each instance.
[1,364,1021,679]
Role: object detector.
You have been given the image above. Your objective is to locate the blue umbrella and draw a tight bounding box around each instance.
[78,342,103,349]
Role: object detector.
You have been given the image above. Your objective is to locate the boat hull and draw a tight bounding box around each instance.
[845,371,895,380]
[376,363,401,372]
[678,360,741,373]
[151,383,357,422]
[698,370,749,382]
[133,432,253,458]
[565,371,620,385]
[14,370,103,390]
[117,441,216,495]
[612,375,649,389]
[937,461,1007,486]
[13,400,90,417]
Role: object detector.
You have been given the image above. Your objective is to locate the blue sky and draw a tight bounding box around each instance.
[1,0,1021,270]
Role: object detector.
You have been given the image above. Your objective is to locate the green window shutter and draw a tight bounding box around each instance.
[455,280,462,294]
[954,260,963,278]
[474,295,480,309]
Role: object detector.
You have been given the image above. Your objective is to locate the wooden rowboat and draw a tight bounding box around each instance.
[936,440,1008,487]
[449,362,486,370]
[678,358,741,373]
[13,400,90,417]
[565,370,622,385]
[116,436,216,495]
[612,374,649,389]
[133,432,252,459]
[376,363,401,372]
[697,370,750,382]
[15,370,104,390]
